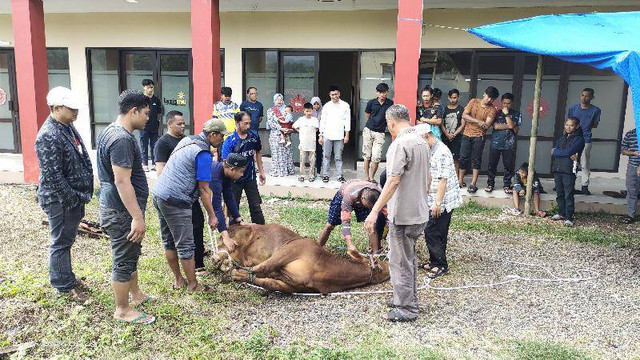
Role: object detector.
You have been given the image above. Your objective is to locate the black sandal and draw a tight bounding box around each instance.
[427,267,449,279]
[504,187,513,194]
[467,185,478,193]
[622,215,636,224]
[484,185,494,193]
[419,263,433,271]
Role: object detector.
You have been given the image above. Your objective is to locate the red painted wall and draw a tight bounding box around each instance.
[394,0,423,124]
[11,0,49,183]
[191,0,221,133]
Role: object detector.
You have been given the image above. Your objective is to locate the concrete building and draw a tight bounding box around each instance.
[0,0,637,183]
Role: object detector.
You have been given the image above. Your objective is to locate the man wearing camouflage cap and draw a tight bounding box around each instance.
[152,118,228,292]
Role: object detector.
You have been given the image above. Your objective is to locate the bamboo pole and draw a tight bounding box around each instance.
[524,55,543,215]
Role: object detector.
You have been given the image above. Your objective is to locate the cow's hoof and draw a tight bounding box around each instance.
[231,268,250,282]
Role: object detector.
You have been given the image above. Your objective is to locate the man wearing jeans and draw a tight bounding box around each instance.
[139,79,162,171]
[36,87,93,303]
[365,105,430,323]
[621,128,640,224]
[320,85,351,183]
[97,90,154,324]
[567,87,601,195]
[152,119,228,292]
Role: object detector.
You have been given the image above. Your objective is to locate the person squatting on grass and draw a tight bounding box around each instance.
[414,124,463,279]
[152,119,228,292]
[36,87,93,303]
[551,117,585,227]
[317,179,387,255]
[365,104,431,323]
[511,162,545,217]
[97,90,155,324]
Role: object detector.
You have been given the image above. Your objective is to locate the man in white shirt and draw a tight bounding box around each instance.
[319,85,351,183]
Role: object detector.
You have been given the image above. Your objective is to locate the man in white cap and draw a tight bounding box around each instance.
[35,86,93,303]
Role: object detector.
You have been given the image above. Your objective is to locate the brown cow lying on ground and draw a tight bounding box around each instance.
[211,224,390,294]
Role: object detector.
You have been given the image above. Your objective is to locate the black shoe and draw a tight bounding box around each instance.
[337,177,346,183]
[622,215,636,224]
[581,186,591,195]
[322,176,329,183]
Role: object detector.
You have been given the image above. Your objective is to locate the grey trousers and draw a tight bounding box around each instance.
[43,202,84,292]
[153,197,195,260]
[581,143,592,187]
[626,164,640,216]
[388,221,428,318]
[99,206,142,283]
[322,139,344,178]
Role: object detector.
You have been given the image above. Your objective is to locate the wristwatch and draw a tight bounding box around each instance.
[435,201,442,206]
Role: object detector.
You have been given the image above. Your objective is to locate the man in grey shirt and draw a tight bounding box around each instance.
[365,104,430,322]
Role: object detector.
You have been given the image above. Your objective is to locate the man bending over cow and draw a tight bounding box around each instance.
[318,179,387,255]
[210,153,249,252]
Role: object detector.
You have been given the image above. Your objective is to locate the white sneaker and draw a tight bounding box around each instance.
[285,141,292,148]
[551,214,565,221]
[142,165,149,172]
[278,139,285,144]
[564,220,574,227]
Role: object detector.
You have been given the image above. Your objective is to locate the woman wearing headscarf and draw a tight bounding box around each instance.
[310,96,324,175]
[267,93,295,177]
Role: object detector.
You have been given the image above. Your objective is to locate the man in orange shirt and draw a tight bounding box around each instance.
[458,86,499,193]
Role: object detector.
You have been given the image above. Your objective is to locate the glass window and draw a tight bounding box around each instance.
[47,49,70,88]
[89,49,120,146]
[419,51,472,105]
[160,54,191,134]
[125,52,154,90]
[519,56,564,138]
[244,50,278,107]
[476,54,515,108]
[359,51,395,160]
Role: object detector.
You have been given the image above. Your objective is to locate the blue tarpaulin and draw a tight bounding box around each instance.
[469,11,640,149]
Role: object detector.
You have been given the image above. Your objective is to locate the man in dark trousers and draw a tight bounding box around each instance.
[221,111,267,224]
[155,110,209,276]
[567,88,601,195]
[140,79,162,171]
[551,117,585,227]
[36,87,94,303]
[486,93,521,194]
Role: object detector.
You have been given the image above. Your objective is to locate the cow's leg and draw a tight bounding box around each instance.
[251,248,297,277]
[252,277,297,293]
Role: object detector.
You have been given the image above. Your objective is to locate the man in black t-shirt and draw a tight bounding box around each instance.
[362,83,393,183]
[97,90,156,325]
[441,89,465,178]
[155,111,186,174]
[140,79,163,172]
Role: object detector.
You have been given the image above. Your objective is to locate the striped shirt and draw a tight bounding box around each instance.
[621,128,640,167]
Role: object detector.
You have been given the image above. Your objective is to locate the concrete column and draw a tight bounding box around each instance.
[394,0,423,124]
[191,0,221,132]
[11,0,49,183]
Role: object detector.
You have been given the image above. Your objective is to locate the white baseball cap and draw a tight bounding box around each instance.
[46,86,80,110]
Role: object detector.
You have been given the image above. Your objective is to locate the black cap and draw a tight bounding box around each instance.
[226,153,248,168]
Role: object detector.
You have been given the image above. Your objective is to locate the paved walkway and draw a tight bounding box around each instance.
[1,153,628,214]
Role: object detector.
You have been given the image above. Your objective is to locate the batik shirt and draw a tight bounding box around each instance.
[339,179,383,237]
[427,140,462,213]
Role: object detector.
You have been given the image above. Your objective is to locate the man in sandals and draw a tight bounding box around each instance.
[36,87,93,304]
[415,124,462,279]
[486,93,521,194]
[97,90,155,324]
[365,105,430,323]
[459,86,498,193]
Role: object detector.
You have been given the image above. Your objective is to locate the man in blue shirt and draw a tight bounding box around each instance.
[152,118,228,292]
[221,111,267,224]
[239,86,264,133]
[567,88,601,195]
[486,93,522,193]
[621,128,640,224]
[210,153,248,250]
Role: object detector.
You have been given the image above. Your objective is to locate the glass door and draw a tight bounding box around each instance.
[0,51,19,153]
[159,53,191,134]
[280,52,318,161]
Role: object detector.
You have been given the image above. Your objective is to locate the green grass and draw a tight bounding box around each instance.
[512,340,592,360]
[1,186,634,359]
